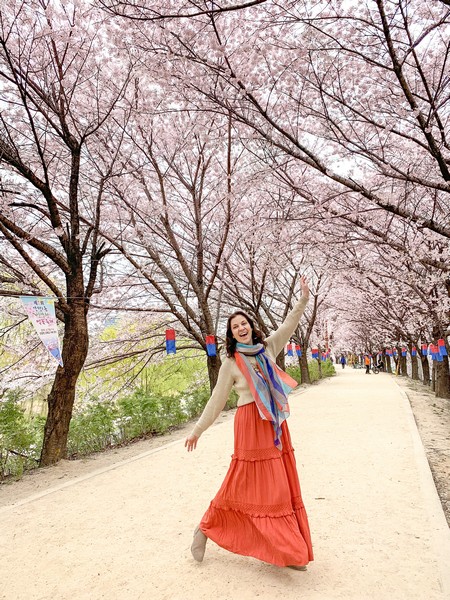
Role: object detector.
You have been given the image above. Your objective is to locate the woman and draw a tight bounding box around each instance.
[185,276,313,570]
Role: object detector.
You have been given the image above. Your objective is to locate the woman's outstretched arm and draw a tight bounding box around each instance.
[185,358,234,451]
[265,276,310,358]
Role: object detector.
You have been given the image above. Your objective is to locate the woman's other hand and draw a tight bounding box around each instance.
[185,435,199,452]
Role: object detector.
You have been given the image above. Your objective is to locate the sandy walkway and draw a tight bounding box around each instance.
[1,368,449,600]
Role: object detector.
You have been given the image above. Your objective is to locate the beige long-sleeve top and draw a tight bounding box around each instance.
[191,295,309,439]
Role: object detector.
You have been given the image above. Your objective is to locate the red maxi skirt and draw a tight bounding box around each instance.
[199,402,313,567]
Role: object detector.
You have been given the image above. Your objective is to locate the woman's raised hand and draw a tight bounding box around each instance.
[300,275,310,299]
[185,434,199,452]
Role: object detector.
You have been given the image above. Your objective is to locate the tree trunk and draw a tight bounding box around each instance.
[206,353,222,394]
[393,354,399,374]
[409,344,419,380]
[299,355,311,384]
[431,329,450,398]
[40,301,89,466]
[276,350,286,370]
[399,354,407,376]
[431,362,436,392]
[420,354,430,386]
[410,355,419,380]
[435,355,450,399]
[385,355,392,374]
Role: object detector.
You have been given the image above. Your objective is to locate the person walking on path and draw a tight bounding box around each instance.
[185,276,313,570]
[364,354,371,374]
[340,355,346,369]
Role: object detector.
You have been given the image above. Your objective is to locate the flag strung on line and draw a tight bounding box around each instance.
[286,343,294,357]
[438,339,448,357]
[165,329,176,354]
[311,348,319,359]
[206,335,217,357]
[429,344,439,361]
[295,344,302,357]
[20,296,63,367]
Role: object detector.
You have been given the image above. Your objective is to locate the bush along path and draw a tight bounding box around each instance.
[0,358,335,481]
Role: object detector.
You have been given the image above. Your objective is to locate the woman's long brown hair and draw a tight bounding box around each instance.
[226,310,266,357]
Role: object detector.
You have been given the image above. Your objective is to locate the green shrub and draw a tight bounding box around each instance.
[286,359,336,385]
[321,360,336,378]
[67,398,119,456]
[117,388,187,440]
[226,388,239,409]
[67,369,214,457]
[286,366,302,384]
[308,359,336,382]
[181,382,211,420]
[0,391,40,479]
[2,355,336,474]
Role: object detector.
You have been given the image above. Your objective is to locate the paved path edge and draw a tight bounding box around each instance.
[0,436,188,514]
[394,379,450,596]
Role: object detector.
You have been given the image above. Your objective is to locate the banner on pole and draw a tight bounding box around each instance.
[20,296,63,366]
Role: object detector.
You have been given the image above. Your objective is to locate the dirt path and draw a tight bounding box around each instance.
[1,369,449,600]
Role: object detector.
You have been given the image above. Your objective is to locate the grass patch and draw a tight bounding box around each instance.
[286,359,336,384]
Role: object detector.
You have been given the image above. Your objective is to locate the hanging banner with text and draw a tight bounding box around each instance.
[20,297,63,367]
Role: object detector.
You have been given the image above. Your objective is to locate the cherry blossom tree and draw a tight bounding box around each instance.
[216,198,330,379]
[1,0,448,472]
[154,0,450,239]
[0,1,133,464]
[94,107,251,391]
[99,0,268,20]
[323,224,449,397]
[105,0,449,393]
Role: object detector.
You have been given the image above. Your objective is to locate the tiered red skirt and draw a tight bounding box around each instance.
[199,402,313,567]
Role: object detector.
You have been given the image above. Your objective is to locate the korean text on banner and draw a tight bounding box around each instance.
[20,297,63,367]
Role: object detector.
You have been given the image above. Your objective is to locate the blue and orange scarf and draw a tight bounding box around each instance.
[234,343,298,450]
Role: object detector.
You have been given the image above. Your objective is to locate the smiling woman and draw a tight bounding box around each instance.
[230,314,253,345]
[226,311,266,352]
[185,276,312,570]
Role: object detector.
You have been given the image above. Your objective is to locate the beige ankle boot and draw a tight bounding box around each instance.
[191,526,207,562]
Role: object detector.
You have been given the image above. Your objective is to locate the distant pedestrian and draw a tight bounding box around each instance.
[340,355,346,369]
[364,355,371,374]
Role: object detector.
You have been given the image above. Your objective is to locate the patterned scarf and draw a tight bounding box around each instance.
[234,343,298,450]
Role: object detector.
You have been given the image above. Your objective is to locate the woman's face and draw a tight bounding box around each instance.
[230,315,253,345]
